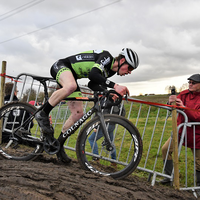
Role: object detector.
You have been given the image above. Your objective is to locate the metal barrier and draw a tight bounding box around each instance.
[2,73,200,197]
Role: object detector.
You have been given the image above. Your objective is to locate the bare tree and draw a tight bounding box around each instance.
[165,85,177,94]
[165,83,188,94]
[21,88,37,102]
[179,83,188,92]
[37,91,45,103]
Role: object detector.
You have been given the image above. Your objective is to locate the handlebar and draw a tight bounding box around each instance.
[94,90,123,108]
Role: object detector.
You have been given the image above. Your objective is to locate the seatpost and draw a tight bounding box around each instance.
[40,79,49,101]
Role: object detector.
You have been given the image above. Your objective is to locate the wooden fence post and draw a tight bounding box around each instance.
[0,61,6,143]
[171,88,180,190]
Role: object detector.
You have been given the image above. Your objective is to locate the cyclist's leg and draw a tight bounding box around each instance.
[57,92,83,163]
[36,61,77,134]
[61,99,84,132]
[49,71,77,107]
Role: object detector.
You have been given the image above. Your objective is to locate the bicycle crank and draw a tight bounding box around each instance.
[43,135,60,155]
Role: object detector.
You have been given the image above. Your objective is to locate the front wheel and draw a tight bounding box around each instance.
[76,114,143,179]
[0,102,44,161]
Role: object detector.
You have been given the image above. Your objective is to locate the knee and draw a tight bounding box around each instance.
[63,83,77,95]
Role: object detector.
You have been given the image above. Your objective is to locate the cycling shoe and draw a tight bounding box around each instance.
[57,146,72,164]
[35,110,54,135]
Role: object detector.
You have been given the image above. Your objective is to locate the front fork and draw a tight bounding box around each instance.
[96,111,114,152]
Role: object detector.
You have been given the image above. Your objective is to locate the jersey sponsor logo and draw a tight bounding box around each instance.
[100,57,110,66]
[76,55,82,61]
[106,80,110,85]
[76,54,94,61]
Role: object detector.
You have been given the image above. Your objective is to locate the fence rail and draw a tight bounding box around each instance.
[1,72,200,198]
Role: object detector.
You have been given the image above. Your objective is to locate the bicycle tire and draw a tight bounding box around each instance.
[0,102,44,161]
[76,114,143,179]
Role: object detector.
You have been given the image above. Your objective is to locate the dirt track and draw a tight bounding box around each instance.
[0,155,197,200]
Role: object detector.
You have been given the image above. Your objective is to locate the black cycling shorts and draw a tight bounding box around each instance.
[50,60,82,98]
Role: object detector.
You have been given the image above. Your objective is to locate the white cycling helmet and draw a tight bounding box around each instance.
[120,48,139,69]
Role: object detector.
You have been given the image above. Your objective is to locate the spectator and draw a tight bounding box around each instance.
[161,74,200,185]
[2,82,33,142]
[4,82,18,104]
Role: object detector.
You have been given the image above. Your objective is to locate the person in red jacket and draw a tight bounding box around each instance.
[161,74,200,185]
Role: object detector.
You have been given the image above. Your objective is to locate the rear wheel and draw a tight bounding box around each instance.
[76,114,143,179]
[0,102,44,161]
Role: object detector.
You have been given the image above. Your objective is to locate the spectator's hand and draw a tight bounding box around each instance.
[175,98,184,107]
[169,95,176,104]
[169,95,184,107]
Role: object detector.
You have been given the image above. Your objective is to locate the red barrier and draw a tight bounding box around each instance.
[0,73,21,82]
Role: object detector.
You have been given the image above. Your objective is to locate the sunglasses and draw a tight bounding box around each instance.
[128,65,134,72]
[188,81,198,85]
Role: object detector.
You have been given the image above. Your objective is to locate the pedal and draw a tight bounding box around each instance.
[43,135,60,155]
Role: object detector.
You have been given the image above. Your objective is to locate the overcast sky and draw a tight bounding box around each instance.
[0,0,200,95]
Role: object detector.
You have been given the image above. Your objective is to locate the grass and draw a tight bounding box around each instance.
[131,94,169,103]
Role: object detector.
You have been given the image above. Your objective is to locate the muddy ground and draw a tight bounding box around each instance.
[0,155,197,200]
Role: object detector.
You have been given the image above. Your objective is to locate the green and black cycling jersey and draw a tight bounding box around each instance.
[51,50,117,93]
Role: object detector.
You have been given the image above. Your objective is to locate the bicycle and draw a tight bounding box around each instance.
[0,74,143,179]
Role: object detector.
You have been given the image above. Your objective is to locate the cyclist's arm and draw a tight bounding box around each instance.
[89,68,129,96]
[88,81,106,91]
[89,67,115,88]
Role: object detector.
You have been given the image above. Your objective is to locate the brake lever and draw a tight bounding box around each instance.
[104,90,122,108]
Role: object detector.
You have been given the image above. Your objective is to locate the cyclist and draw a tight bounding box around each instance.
[36,48,139,162]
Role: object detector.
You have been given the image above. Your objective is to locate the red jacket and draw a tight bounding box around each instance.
[177,90,200,149]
